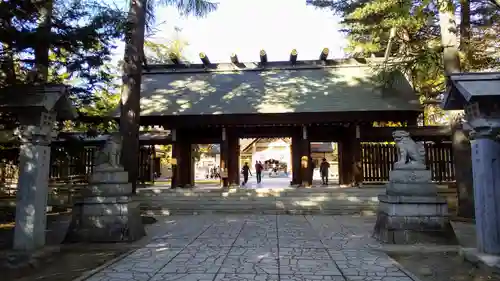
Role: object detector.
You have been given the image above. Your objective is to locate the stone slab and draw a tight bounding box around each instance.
[460,247,500,273]
[74,214,428,281]
[372,212,458,245]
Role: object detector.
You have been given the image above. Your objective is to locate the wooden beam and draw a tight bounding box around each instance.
[360,126,451,141]
[145,111,420,129]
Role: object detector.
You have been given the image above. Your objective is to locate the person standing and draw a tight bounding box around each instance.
[255,161,263,184]
[320,158,330,186]
[241,162,252,186]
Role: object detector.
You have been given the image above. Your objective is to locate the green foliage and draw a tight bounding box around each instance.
[0,0,127,102]
[308,0,500,124]
[144,35,189,63]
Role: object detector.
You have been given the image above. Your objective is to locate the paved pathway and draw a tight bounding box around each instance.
[82,215,420,281]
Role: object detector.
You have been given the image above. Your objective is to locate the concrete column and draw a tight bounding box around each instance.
[13,113,55,251]
[469,123,500,254]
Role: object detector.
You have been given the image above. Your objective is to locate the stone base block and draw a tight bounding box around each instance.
[386,182,438,196]
[90,170,128,183]
[389,169,432,183]
[82,183,132,197]
[65,197,145,243]
[378,195,448,216]
[373,195,457,245]
[460,248,500,273]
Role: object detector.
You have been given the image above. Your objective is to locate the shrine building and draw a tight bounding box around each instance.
[133,50,423,187]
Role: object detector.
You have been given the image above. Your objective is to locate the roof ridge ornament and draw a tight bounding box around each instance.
[320,48,329,62]
[260,50,267,65]
[290,49,298,65]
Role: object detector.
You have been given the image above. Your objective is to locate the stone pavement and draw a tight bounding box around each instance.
[80,215,421,281]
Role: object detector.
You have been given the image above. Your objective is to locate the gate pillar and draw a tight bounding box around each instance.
[291,126,311,186]
[171,129,192,188]
[339,124,362,186]
[220,127,239,187]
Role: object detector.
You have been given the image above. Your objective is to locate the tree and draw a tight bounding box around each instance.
[0,0,127,101]
[307,0,500,125]
[120,0,218,193]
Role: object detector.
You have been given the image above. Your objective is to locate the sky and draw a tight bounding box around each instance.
[112,0,346,63]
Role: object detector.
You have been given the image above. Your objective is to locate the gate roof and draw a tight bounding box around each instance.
[123,58,421,117]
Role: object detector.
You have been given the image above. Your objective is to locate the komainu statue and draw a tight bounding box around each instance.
[94,134,122,169]
[392,130,425,168]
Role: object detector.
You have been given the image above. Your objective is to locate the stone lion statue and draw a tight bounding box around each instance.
[94,134,122,169]
[392,130,425,168]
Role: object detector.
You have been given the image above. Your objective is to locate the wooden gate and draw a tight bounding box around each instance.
[361,142,455,183]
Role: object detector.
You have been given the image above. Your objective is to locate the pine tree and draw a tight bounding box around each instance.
[307,0,500,124]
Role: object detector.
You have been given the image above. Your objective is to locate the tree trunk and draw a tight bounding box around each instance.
[451,118,474,218]
[120,0,147,193]
[32,0,53,83]
[459,0,471,69]
[438,0,461,74]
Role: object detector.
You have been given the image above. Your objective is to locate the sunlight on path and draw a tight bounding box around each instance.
[78,215,421,281]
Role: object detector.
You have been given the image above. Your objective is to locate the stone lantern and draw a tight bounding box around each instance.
[0,84,76,252]
[442,72,500,264]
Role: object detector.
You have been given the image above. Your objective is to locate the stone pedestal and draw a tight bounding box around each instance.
[65,167,145,242]
[373,167,457,244]
[386,167,437,196]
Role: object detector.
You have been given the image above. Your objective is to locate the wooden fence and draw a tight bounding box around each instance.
[361,142,455,183]
[0,144,156,185]
[49,145,155,183]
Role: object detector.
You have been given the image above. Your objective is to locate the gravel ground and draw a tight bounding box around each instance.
[4,248,128,281]
[391,251,500,281]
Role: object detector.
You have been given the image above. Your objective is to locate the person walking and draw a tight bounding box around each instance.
[241,162,252,186]
[320,158,330,186]
[255,161,263,184]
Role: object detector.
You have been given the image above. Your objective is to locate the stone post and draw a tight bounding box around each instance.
[13,112,56,251]
[468,119,500,254]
